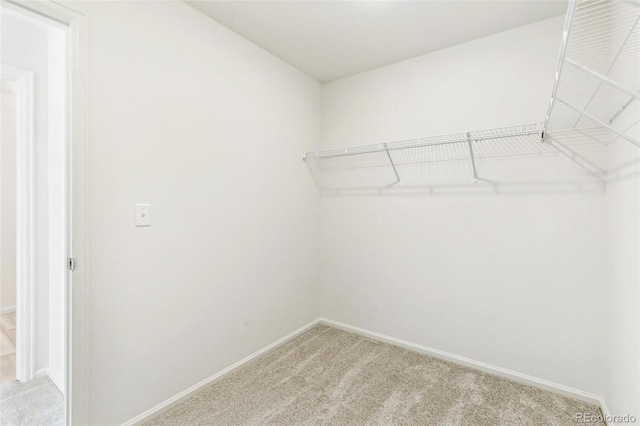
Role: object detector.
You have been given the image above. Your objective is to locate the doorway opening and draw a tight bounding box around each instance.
[1,3,70,424]
[0,0,89,423]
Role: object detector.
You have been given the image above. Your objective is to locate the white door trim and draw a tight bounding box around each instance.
[2,1,90,424]
[1,64,36,384]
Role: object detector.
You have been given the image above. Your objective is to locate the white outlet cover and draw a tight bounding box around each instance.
[135,204,151,227]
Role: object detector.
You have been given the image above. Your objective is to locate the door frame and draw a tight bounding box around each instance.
[1,64,35,384]
[2,1,90,424]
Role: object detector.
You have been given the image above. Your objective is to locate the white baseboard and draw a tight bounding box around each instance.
[34,367,63,393]
[120,318,322,426]
[319,318,603,407]
[0,306,16,315]
[598,397,610,417]
[120,316,610,426]
[48,369,64,393]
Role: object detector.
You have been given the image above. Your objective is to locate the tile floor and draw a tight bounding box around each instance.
[0,312,16,383]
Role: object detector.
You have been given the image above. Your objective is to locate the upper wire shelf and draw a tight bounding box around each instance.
[544,0,640,174]
[304,124,605,195]
[304,0,639,195]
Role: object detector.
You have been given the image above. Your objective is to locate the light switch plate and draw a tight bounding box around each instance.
[135,204,151,227]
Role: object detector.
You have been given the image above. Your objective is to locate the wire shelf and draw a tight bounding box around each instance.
[304,124,604,194]
[544,0,640,173]
[303,0,639,195]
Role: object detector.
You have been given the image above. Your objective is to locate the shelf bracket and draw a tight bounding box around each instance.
[467,132,479,183]
[546,136,606,182]
[302,157,323,193]
[607,94,638,125]
[384,144,401,186]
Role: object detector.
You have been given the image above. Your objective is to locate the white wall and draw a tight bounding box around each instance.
[0,84,17,313]
[602,102,639,420]
[62,1,321,424]
[319,16,608,396]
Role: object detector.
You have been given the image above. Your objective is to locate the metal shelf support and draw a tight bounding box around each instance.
[466,132,479,183]
[384,144,401,186]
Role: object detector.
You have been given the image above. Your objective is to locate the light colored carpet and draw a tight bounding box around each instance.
[0,377,64,426]
[146,325,604,425]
